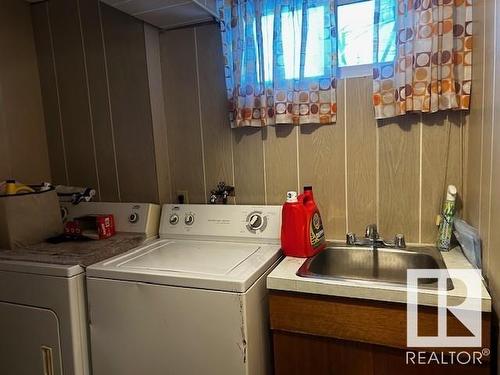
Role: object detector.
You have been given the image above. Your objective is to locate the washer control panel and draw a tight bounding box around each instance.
[160,204,281,243]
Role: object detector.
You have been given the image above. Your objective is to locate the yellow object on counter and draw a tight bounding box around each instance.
[4,180,34,195]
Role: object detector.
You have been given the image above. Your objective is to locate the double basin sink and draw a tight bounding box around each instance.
[297,244,454,290]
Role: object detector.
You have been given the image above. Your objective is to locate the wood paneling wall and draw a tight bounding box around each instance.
[160,23,465,244]
[28,0,497,351]
[32,5,468,246]
[0,0,50,183]
[465,0,500,314]
[31,0,164,203]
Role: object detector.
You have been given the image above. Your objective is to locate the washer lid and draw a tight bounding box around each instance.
[87,239,282,292]
[116,241,260,276]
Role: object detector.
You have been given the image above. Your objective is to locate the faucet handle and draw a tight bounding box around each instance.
[365,224,378,240]
[346,232,357,245]
[394,234,406,248]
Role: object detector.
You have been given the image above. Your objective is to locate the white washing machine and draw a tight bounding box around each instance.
[0,202,160,375]
[86,204,282,375]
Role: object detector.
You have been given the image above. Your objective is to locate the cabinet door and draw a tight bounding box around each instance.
[0,302,62,375]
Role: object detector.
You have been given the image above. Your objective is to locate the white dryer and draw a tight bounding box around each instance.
[86,204,282,375]
[0,202,160,375]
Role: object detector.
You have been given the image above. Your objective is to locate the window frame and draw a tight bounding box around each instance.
[336,0,371,6]
[338,63,373,79]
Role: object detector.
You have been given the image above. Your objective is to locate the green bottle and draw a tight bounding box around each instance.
[437,185,457,251]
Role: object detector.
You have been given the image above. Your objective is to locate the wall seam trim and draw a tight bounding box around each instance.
[230,131,236,204]
[194,28,208,203]
[486,0,497,273]
[418,114,423,244]
[344,81,349,232]
[46,1,70,185]
[98,0,122,201]
[0,78,11,177]
[143,23,165,203]
[478,0,487,233]
[77,0,101,200]
[376,114,379,229]
[460,112,465,214]
[262,132,268,205]
[296,126,300,192]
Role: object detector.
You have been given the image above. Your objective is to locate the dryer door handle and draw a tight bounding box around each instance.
[41,346,54,375]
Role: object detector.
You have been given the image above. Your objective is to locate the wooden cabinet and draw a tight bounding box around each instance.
[269,291,491,375]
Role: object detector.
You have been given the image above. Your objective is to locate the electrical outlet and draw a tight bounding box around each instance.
[176,190,189,204]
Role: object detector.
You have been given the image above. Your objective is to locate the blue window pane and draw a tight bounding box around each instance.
[280,10,301,80]
[338,0,375,67]
[261,14,274,82]
[375,0,397,63]
[338,0,396,67]
[281,6,325,79]
[260,6,326,82]
[304,7,325,78]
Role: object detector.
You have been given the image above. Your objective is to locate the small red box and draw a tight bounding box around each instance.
[65,214,115,240]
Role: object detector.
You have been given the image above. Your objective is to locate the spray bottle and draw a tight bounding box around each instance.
[437,185,457,251]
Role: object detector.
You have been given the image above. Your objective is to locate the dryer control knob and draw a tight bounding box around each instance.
[128,213,139,223]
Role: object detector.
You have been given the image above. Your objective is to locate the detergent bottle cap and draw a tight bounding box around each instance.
[286,191,298,203]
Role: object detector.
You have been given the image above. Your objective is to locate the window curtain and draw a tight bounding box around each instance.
[217,0,338,128]
[373,0,472,119]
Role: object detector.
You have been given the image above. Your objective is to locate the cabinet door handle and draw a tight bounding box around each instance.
[41,346,54,375]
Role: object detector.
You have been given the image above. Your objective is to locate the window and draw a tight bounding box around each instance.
[338,0,376,67]
[259,6,327,82]
[338,0,396,68]
[257,0,396,80]
[281,6,326,79]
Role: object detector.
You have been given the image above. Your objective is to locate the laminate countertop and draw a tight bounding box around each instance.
[267,245,491,312]
[0,233,148,267]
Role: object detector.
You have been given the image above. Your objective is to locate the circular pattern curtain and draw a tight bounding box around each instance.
[218,0,338,127]
[373,0,472,119]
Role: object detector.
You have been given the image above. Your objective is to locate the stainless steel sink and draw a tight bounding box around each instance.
[297,245,454,290]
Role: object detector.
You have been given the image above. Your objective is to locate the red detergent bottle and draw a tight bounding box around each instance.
[280,186,326,257]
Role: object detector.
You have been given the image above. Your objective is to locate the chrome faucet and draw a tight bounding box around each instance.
[365,224,379,241]
[346,224,406,249]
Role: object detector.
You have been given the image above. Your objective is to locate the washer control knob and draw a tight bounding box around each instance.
[128,213,139,224]
[185,213,195,226]
[249,213,263,230]
[246,211,268,233]
[169,214,179,225]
